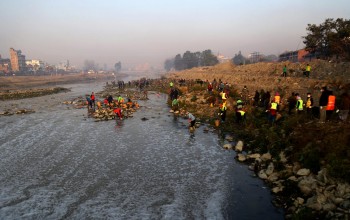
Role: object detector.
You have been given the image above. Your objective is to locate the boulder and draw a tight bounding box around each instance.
[258,170,268,180]
[272,186,284,194]
[265,162,274,176]
[261,152,272,161]
[235,141,243,152]
[297,197,305,205]
[267,173,279,182]
[225,135,234,142]
[223,144,232,150]
[297,168,311,176]
[298,177,317,195]
[323,203,336,212]
[306,197,322,211]
[237,154,246,162]
[292,162,302,174]
[316,192,327,204]
[247,153,261,159]
[279,151,288,163]
[288,176,298,182]
[331,197,344,205]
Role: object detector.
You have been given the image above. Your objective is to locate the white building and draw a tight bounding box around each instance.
[26,59,45,71]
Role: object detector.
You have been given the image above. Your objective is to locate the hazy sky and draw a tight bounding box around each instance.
[0,0,349,69]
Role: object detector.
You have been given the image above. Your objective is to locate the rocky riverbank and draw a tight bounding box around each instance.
[162,61,350,219]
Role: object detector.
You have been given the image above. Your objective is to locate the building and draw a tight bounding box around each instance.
[279,49,309,62]
[216,53,231,63]
[10,48,26,72]
[248,52,263,63]
[26,59,45,72]
[0,55,11,74]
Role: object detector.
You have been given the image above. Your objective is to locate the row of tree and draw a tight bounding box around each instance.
[303,18,350,60]
[164,49,219,71]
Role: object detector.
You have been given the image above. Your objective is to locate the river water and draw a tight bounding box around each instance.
[0,82,283,220]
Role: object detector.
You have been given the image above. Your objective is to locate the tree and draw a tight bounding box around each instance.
[114,61,122,72]
[201,49,219,66]
[232,51,246,65]
[174,54,184,71]
[303,18,350,60]
[183,51,199,69]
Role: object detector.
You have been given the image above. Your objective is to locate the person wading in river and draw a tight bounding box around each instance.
[187,112,196,132]
[90,92,96,110]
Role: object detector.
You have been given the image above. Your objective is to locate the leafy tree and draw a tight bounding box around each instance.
[232,51,246,65]
[170,50,218,71]
[174,54,184,71]
[303,18,350,60]
[183,51,199,69]
[114,61,122,72]
[201,49,219,66]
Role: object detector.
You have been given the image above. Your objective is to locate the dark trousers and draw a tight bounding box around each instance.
[190,120,196,127]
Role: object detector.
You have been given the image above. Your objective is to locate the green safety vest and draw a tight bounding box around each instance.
[238,110,245,116]
[297,99,303,110]
[172,99,178,106]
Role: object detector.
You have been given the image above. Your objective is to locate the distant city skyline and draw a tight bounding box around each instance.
[1,0,349,69]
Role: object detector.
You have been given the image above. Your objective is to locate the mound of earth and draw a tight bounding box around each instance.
[168,60,350,99]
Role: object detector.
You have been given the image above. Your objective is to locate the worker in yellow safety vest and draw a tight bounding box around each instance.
[305,64,311,78]
[236,108,246,124]
[296,94,303,114]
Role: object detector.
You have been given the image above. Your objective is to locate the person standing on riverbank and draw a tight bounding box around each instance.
[287,92,297,115]
[86,94,92,110]
[283,65,287,77]
[296,93,304,114]
[319,87,330,123]
[305,92,314,118]
[172,98,179,111]
[219,102,227,122]
[305,64,311,78]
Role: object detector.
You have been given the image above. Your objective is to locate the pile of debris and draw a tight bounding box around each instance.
[0,109,35,116]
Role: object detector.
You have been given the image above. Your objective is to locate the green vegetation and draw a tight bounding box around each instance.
[164,49,219,71]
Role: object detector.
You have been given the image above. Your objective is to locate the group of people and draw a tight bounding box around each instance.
[86,91,140,120]
[282,63,311,78]
[272,87,350,124]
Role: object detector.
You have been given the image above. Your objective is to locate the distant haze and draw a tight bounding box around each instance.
[1,0,349,69]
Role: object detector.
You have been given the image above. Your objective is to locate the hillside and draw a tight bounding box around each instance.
[168,60,350,99]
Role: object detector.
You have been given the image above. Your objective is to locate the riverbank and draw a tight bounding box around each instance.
[0,73,116,101]
[162,61,350,219]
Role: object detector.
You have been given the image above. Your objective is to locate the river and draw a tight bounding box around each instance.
[0,82,283,220]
